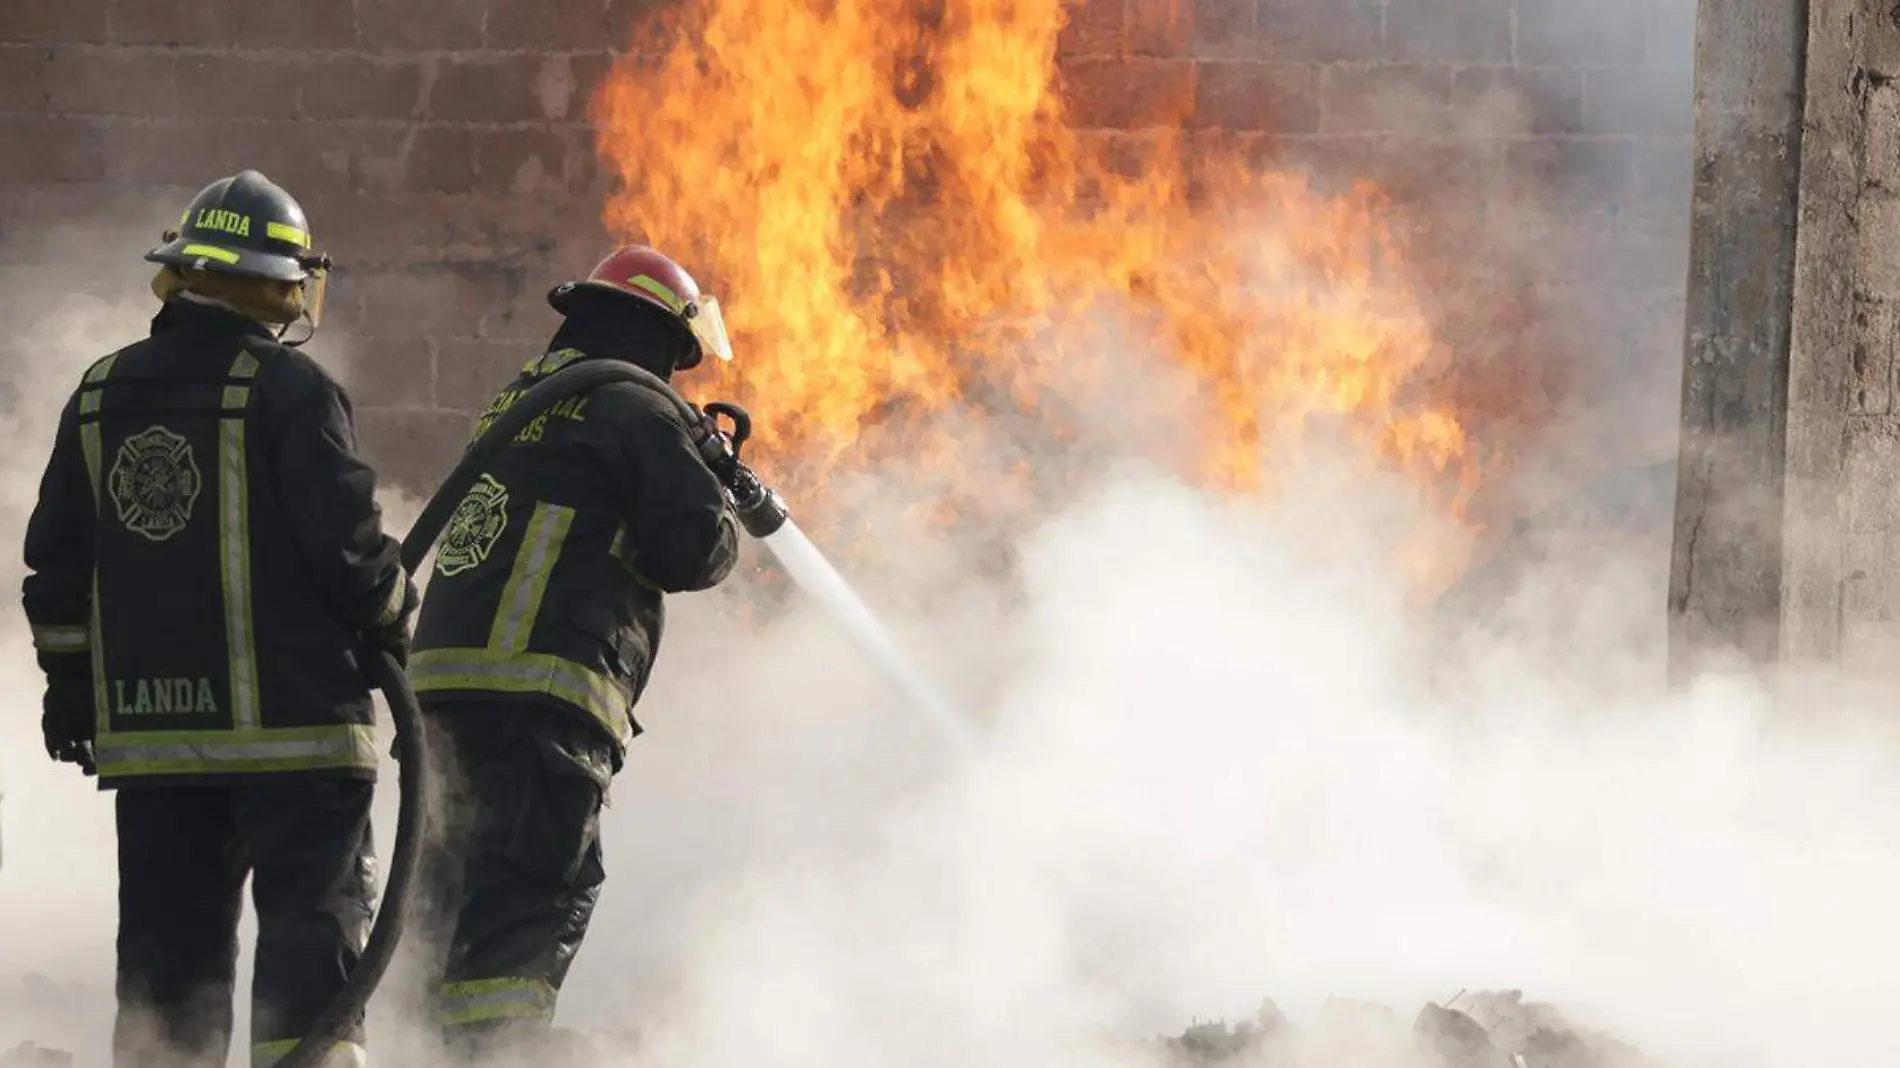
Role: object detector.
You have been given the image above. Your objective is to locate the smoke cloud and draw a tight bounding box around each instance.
[5,4,1863,1068]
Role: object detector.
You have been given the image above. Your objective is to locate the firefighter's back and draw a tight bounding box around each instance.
[411,346,735,756]
[77,303,394,785]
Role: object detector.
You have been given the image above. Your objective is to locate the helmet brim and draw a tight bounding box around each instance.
[547,278,675,316]
[147,237,308,283]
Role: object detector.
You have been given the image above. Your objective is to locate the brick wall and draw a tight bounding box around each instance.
[0,0,1695,498]
[1059,0,1696,516]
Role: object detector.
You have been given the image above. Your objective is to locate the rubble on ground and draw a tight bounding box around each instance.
[1158,990,1664,1068]
[0,974,93,1066]
[0,1043,72,1066]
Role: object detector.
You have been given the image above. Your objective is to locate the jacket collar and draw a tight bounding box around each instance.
[151,296,278,342]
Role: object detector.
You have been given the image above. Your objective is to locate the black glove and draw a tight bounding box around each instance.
[365,577,420,670]
[692,409,742,485]
[41,663,96,776]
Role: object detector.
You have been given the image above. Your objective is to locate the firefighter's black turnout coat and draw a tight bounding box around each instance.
[21,297,409,787]
[409,346,739,763]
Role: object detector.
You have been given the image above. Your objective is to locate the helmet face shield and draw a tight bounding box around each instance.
[299,258,329,330]
[687,295,733,362]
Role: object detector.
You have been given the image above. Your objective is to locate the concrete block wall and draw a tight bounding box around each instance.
[0,0,1696,493]
[1778,0,1900,677]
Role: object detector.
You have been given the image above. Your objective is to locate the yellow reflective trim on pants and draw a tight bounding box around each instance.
[93,724,377,778]
[252,1037,367,1068]
[489,503,574,653]
[30,622,89,653]
[220,348,261,731]
[409,648,632,749]
[439,977,558,1027]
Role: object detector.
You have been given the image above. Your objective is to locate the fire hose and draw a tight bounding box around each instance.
[278,359,785,1068]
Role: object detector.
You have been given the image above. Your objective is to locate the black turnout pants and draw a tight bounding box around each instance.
[418,702,614,1061]
[112,779,376,1068]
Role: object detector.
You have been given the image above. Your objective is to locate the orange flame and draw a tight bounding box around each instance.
[593,0,1481,585]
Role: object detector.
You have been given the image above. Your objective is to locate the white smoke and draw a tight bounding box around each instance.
[6,6,1857,1066]
[468,444,1888,1068]
[2,243,1890,1068]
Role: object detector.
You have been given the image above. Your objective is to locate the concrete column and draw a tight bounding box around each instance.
[1668,0,1809,679]
[1674,0,1900,682]
[1785,3,1900,676]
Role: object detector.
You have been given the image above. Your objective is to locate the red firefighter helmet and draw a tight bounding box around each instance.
[547,245,733,369]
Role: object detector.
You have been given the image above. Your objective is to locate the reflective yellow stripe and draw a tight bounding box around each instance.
[180,243,241,264]
[489,503,573,653]
[80,356,116,738]
[410,648,632,749]
[606,522,661,592]
[372,566,410,629]
[251,1038,367,1067]
[221,352,261,731]
[439,977,557,1027]
[264,222,310,249]
[30,622,89,653]
[91,573,108,735]
[222,385,251,410]
[527,347,587,377]
[93,724,378,778]
[78,354,115,500]
[626,274,683,311]
[80,420,102,499]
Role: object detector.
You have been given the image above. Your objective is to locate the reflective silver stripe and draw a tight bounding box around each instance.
[221,351,260,731]
[92,725,378,778]
[410,649,633,749]
[439,977,557,1026]
[252,1038,368,1068]
[489,503,573,653]
[30,623,89,653]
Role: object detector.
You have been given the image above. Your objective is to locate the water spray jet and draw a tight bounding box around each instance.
[695,399,968,745]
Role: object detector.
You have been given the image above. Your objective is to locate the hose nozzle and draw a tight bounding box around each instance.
[696,400,791,539]
[728,464,790,538]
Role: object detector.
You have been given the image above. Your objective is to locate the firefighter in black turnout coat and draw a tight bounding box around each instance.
[21,170,415,1068]
[410,245,739,1058]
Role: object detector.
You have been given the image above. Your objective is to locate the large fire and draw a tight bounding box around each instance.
[592,0,1482,585]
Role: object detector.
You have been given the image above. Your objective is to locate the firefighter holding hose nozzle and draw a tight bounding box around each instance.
[409,245,774,1062]
[20,170,415,1068]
